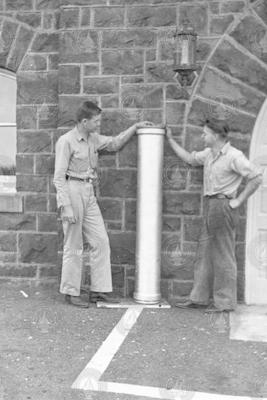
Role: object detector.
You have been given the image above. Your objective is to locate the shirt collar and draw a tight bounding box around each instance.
[220,141,230,155]
[73,126,87,142]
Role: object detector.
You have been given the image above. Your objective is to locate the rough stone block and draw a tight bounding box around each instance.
[102,29,155,48]
[253,1,267,25]
[100,110,137,136]
[84,77,119,95]
[43,11,59,30]
[101,95,119,108]
[166,84,188,101]
[17,72,58,105]
[162,216,181,232]
[94,6,124,27]
[98,198,122,220]
[48,54,59,70]
[125,199,136,231]
[21,54,47,71]
[60,30,99,63]
[0,265,37,278]
[196,38,218,62]
[142,109,163,124]
[187,98,256,135]
[166,102,186,125]
[197,67,264,116]
[16,106,37,130]
[61,0,106,4]
[189,167,203,187]
[48,195,57,212]
[0,194,23,213]
[15,12,42,28]
[17,175,48,193]
[6,0,33,10]
[179,5,208,34]
[59,65,80,94]
[98,154,117,168]
[39,105,58,129]
[19,233,58,263]
[39,265,59,278]
[58,96,97,127]
[162,160,187,191]
[111,265,125,290]
[84,64,99,76]
[163,192,201,215]
[210,15,234,35]
[121,85,163,108]
[172,280,193,297]
[81,8,91,26]
[109,232,135,264]
[0,253,17,263]
[24,194,48,212]
[60,7,79,29]
[17,130,52,153]
[38,213,57,232]
[0,233,17,251]
[231,16,267,64]
[118,137,137,168]
[36,155,55,175]
[146,62,175,83]
[0,213,36,231]
[99,169,137,198]
[31,32,59,53]
[211,40,267,95]
[16,154,34,174]
[183,217,202,242]
[0,20,18,67]
[221,1,245,13]
[36,0,59,9]
[161,251,194,281]
[102,50,144,75]
[127,6,176,27]
[210,2,220,14]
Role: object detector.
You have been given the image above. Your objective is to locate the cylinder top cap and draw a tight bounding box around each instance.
[136,125,166,136]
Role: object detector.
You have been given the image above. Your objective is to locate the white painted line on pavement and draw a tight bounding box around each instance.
[71,306,143,390]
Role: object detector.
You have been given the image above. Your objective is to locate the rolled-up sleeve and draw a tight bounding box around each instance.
[190,148,210,166]
[53,136,72,208]
[96,130,134,152]
[231,154,263,180]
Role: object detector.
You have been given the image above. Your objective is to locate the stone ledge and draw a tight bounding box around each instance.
[0,194,23,213]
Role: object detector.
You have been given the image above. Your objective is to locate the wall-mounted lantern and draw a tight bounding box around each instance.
[173,20,198,87]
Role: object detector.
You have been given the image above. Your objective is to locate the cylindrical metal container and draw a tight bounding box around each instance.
[134,126,165,304]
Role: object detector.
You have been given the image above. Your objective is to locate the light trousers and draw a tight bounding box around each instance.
[190,197,239,310]
[60,180,112,296]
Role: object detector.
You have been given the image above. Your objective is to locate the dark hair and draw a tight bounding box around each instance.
[76,101,102,122]
[204,117,229,139]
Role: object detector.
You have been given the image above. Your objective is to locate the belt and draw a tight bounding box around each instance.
[66,175,93,183]
[205,194,232,200]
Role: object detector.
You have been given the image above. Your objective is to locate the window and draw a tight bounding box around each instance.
[0,69,16,193]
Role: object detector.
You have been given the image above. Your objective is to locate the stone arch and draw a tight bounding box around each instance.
[184,0,267,301]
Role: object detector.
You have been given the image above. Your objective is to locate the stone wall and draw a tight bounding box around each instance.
[0,0,267,302]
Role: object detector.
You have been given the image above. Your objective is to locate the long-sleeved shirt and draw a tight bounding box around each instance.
[53,126,133,208]
[189,142,262,198]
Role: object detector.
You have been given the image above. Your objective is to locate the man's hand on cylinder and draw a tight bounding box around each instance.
[61,205,76,224]
[134,121,154,130]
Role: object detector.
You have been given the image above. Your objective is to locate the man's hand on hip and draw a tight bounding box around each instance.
[61,205,76,224]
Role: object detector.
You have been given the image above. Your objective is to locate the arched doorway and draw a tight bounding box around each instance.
[245,99,267,304]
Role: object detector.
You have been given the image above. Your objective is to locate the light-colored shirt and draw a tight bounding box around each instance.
[54,126,131,207]
[189,142,262,197]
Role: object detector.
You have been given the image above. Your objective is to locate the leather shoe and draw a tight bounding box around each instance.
[89,292,120,304]
[204,305,233,313]
[175,300,207,309]
[65,294,89,308]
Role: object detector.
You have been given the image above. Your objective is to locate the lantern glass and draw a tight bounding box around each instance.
[173,22,197,70]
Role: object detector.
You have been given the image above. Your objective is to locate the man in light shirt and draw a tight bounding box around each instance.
[54,101,152,307]
[166,118,262,312]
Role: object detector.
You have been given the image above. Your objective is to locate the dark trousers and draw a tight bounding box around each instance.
[190,197,239,310]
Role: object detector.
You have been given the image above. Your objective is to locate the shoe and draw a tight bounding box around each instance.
[175,300,207,309]
[65,294,89,308]
[89,292,120,304]
[204,305,233,313]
